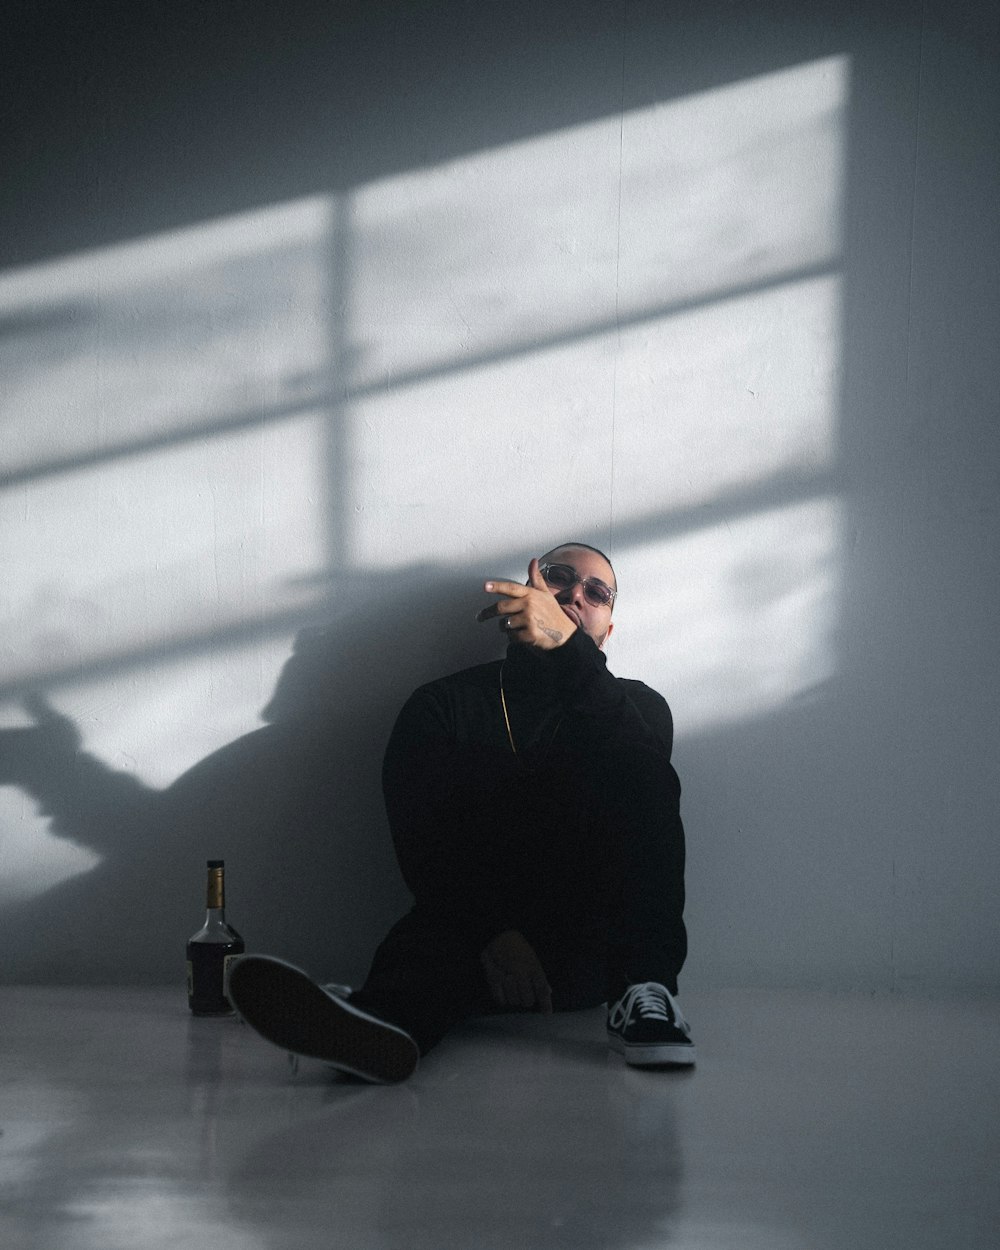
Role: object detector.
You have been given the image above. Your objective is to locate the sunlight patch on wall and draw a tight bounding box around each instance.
[1,196,332,473]
[0,789,100,904]
[347,55,846,393]
[613,497,842,737]
[1,416,325,694]
[611,272,841,512]
[349,329,618,566]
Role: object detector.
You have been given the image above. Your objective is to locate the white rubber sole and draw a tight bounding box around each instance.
[608,1033,696,1067]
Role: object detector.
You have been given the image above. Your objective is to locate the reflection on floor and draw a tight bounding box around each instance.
[1,986,997,1249]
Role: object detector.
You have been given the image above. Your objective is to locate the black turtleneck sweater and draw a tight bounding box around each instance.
[381,629,686,970]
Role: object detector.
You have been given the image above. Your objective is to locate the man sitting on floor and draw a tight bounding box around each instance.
[229,541,694,1081]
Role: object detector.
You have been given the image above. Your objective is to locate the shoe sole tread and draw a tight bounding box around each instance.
[229,956,418,1083]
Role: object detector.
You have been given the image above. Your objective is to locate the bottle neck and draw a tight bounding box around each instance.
[206,866,225,911]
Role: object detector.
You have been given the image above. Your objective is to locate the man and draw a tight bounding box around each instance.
[229,542,694,1082]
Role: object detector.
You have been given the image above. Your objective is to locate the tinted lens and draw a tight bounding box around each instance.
[541,563,575,590]
[582,581,614,608]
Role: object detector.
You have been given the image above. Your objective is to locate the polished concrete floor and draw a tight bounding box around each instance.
[1,985,997,1249]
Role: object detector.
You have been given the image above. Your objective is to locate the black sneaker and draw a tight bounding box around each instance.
[228,954,419,1084]
[607,982,696,1067]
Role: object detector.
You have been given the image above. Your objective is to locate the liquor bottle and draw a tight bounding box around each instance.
[186,859,245,1015]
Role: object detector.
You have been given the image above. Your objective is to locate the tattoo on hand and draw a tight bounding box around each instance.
[540,623,563,643]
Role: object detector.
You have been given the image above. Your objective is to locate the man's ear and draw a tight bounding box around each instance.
[600,621,614,649]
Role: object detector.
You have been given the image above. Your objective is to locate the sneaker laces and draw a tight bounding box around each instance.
[609,982,690,1035]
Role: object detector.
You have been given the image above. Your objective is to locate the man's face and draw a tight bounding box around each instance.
[537,545,616,648]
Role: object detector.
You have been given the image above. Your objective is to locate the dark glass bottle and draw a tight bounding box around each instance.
[186,859,244,1015]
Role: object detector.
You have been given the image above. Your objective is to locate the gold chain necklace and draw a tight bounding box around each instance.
[499,660,561,759]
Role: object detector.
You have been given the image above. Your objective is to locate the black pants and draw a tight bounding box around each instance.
[353,764,687,1056]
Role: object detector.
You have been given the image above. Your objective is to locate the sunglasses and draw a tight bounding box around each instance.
[539,563,617,609]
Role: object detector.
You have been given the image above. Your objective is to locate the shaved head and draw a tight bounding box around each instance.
[539,541,617,592]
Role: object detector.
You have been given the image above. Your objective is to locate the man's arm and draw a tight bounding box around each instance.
[480,929,553,1013]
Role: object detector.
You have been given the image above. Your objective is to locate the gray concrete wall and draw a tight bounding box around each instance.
[1,1,997,992]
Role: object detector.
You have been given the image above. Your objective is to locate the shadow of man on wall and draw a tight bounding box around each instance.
[0,566,498,988]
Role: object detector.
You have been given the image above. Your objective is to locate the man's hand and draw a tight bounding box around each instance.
[476,558,577,650]
[480,929,553,1013]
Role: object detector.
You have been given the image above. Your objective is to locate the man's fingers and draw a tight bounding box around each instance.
[476,580,525,624]
[502,974,528,1008]
[483,948,530,1006]
[476,600,511,623]
[483,578,529,598]
[477,570,554,630]
[534,973,554,1015]
[527,557,548,591]
[481,932,552,1011]
[481,952,506,1004]
[475,595,528,624]
[530,962,553,1014]
[475,602,514,624]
